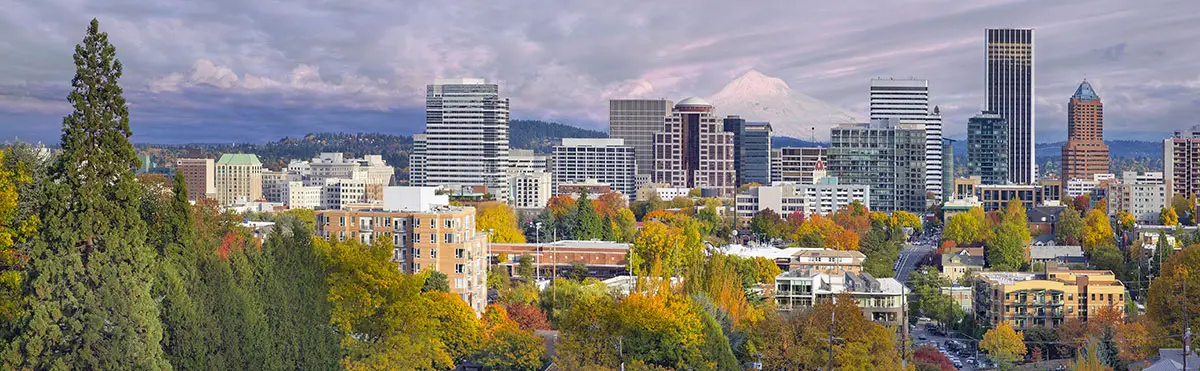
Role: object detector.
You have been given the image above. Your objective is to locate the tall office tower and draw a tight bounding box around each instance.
[967,112,1010,185]
[609,99,674,176]
[986,28,1036,184]
[770,149,783,184]
[423,78,510,199]
[410,134,426,186]
[828,119,927,213]
[1164,125,1200,198]
[779,147,828,184]
[942,139,956,199]
[215,153,264,206]
[176,158,216,201]
[723,116,773,186]
[870,78,943,200]
[653,97,737,197]
[1060,80,1109,187]
[553,138,638,197]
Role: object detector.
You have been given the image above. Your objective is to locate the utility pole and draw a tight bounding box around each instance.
[828,306,835,371]
[1185,267,1191,370]
[901,286,908,370]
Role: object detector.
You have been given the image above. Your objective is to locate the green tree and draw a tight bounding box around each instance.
[1056,207,1086,245]
[615,208,638,243]
[859,220,902,278]
[750,209,784,241]
[1090,244,1124,277]
[10,19,171,370]
[987,220,1028,271]
[943,207,990,245]
[575,191,604,240]
[518,254,536,283]
[423,270,450,293]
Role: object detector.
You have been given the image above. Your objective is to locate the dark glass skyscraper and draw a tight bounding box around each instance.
[967,112,1009,185]
[723,116,773,186]
[986,28,1035,184]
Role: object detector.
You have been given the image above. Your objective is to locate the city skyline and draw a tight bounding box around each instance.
[1,1,1198,144]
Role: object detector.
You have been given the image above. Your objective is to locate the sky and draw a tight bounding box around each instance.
[1,0,1198,144]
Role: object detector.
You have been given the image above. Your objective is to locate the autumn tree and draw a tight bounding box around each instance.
[1146,247,1200,352]
[422,270,450,293]
[981,322,1027,370]
[9,19,171,369]
[426,291,483,364]
[1069,338,1111,371]
[1115,211,1136,235]
[1081,209,1115,254]
[913,345,955,371]
[755,295,901,370]
[477,202,527,243]
[0,148,38,336]
[1056,207,1086,245]
[943,207,990,245]
[1160,207,1179,226]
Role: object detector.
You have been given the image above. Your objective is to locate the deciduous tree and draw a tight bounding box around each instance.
[981,322,1026,370]
[477,202,527,243]
[1082,209,1115,254]
[944,207,990,245]
[1056,207,1086,245]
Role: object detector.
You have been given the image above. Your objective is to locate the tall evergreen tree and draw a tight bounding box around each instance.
[152,172,212,369]
[574,190,602,240]
[11,18,171,369]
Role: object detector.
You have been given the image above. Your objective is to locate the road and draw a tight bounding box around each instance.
[910,320,984,371]
[895,241,935,283]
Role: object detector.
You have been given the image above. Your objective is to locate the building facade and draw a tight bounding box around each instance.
[1060,80,1110,188]
[974,268,1125,330]
[284,181,322,209]
[734,179,871,219]
[552,138,637,197]
[967,112,1010,185]
[943,139,956,197]
[422,78,510,199]
[828,119,926,213]
[215,154,264,206]
[509,171,552,210]
[653,97,736,198]
[986,28,1036,184]
[509,149,549,174]
[410,134,427,186]
[1164,125,1200,198]
[609,99,673,176]
[176,158,216,201]
[870,78,944,201]
[774,270,907,326]
[723,116,773,186]
[314,187,488,313]
[1108,171,1167,223]
[779,147,827,185]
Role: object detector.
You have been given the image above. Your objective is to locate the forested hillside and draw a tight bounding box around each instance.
[509,119,606,153]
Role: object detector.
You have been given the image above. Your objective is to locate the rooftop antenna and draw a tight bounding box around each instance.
[811,127,816,143]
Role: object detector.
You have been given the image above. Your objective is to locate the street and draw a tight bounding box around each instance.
[910,319,984,370]
[895,241,935,283]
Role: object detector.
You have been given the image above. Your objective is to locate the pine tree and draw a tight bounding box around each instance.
[153,171,212,369]
[12,18,171,369]
[574,190,602,240]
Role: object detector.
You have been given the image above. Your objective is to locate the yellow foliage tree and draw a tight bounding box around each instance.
[1081,209,1115,253]
[980,322,1027,368]
[890,210,922,231]
[477,202,527,243]
[1160,207,1179,226]
[1,148,39,326]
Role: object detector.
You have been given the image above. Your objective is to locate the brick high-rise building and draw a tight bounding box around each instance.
[653,97,736,198]
[1060,80,1109,189]
[176,158,216,201]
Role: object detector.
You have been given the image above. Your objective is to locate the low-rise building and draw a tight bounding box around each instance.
[941,285,973,312]
[509,170,552,210]
[1030,245,1086,266]
[974,268,1125,330]
[490,240,630,279]
[284,181,322,209]
[558,179,613,199]
[941,247,985,282]
[734,179,870,219]
[636,185,691,202]
[1107,171,1168,223]
[724,245,865,274]
[774,269,907,326]
[314,187,488,313]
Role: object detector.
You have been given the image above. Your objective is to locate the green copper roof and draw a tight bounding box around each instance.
[217,153,262,165]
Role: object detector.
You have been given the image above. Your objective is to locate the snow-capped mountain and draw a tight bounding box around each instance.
[707,69,862,142]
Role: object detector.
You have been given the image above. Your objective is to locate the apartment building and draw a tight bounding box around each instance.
[215,154,264,206]
[320,178,369,210]
[725,246,866,275]
[774,269,907,326]
[283,181,322,209]
[974,268,1125,330]
[314,187,488,313]
[176,158,216,201]
[421,78,511,199]
[1107,171,1168,223]
[778,147,827,185]
[870,78,944,202]
[967,112,1009,185]
[1163,125,1200,198]
[734,178,870,219]
[828,119,926,213]
[553,138,637,197]
[509,171,552,210]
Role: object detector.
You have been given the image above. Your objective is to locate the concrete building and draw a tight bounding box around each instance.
[978,184,1039,211]
[176,158,216,201]
[779,147,827,185]
[422,78,511,199]
[314,187,488,313]
[609,99,673,176]
[636,185,691,202]
[509,171,552,210]
[774,269,907,326]
[303,153,395,188]
[553,138,637,197]
[320,178,368,210]
[770,149,783,184]
[828,119,926,213]
[558,179,612,198]
[410,134,427,186]
[974,267,1125,330]
[967,112,1009,185]
[723,116,773,186]
[1060,80,1110,189]
[986,28,1036,184]
[870,78,944,201]
[490,240,630,279]
[509,149,549,174]
[1164,125,1200,198]
[1108,171,1168,223]
[943,139,956,198]
[653,97,736,198]
[283,181,322,209]
[215,154,264,206]
[734,178,870,219]
[725,245,867,275]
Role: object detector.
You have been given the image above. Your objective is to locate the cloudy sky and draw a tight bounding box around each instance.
[1,0,1198,144]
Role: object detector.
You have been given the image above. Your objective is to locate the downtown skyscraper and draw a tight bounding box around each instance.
[653,97,736,198]
[609,99,673,176]
[986,28,1036,184]
[420,78,511,199]
[1060,80,1109,186]
[870,78,943,201]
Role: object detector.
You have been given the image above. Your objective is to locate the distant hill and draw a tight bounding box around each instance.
[509,119,606,153]
[772,136,826,148]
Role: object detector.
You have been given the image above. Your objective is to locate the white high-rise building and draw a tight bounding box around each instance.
[870,78,942,202]
[305,152,394,186]
[553,138,637,197]
[422,79,510,199]
[410,134,427,186]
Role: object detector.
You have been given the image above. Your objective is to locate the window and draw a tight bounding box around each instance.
[430,248,438,258]
[431,234,437,244]
[414,234,420,244]
[339,216,346,226]
[455,278,466,289]
[412,263,420,272]
[413,218,420,228]
[430,218,436,229]
[413,248,421,258]
[455,264,465,274]
[456,248,466,259]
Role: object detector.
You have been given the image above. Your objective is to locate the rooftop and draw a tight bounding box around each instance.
[675,96,712,108]
[1072,79,1100,102]
[216,153,262,166]
[977,272,1039,285]
[1030,245,1084,260]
